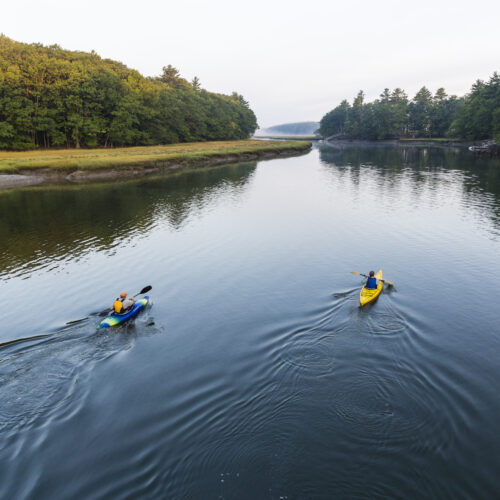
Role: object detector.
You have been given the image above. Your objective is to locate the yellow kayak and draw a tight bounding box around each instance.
[360,269,383,306]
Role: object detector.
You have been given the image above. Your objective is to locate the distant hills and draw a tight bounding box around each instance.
[256,121,320,136]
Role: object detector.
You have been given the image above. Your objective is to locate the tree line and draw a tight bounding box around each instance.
[0,36,257,150]
[319,72,500,141]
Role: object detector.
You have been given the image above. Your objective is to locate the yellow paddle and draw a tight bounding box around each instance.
[351,271,393,286]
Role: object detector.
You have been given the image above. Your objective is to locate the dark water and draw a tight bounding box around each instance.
[1,145,500,499]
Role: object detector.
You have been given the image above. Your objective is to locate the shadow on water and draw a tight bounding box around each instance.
[0,162,257,280]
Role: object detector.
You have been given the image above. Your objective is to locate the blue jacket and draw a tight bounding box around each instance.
[365,277,377,289]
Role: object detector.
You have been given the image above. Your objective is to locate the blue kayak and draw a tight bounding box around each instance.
[98,296,149,329]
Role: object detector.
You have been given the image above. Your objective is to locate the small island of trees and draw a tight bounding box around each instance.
[319,73,500,142]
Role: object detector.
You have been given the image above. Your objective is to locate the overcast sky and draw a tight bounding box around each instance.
[2,0,499,127]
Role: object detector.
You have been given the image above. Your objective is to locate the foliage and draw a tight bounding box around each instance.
[450,73,500,140]
[319,73,499,141]
[0,36,257,150]
[319,100,349,137]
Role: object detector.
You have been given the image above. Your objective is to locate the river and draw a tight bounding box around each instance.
[1,144,499,498]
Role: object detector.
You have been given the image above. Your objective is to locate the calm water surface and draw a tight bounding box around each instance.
[1,145,500,499]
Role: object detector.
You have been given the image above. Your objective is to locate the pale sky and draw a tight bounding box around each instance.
[2,0,499,127]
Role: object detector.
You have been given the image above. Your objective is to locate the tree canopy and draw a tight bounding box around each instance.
[0,35,257,150]
[319,73,500,142]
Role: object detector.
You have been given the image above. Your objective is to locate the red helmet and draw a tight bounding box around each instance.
[120,292,127,298]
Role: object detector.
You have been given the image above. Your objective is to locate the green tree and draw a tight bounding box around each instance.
[345,91,365,137]
[492,107,500,142]
[191,76,201,92]
[160,65,190,90]
[319,99,350,137]
[373,88,408,139]
[409,86,433,136]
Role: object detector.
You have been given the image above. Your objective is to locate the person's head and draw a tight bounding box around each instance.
[369,271,375,277]
[120,292,127,298]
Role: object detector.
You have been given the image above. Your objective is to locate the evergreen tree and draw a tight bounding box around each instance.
[191,76,201,92]
[345,91,365,137]
[409,87,433,137]
[319,99,350,137]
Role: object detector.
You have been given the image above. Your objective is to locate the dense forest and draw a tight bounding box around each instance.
[0,36,257,150]
[319,73,500,141]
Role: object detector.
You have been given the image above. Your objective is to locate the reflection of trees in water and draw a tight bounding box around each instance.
[319,144,500,231]
[0,163,257,278]
[148,162,256,230]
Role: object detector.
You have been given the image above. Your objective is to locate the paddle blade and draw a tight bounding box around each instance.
[380,278,394,286]
[139,285,152,295]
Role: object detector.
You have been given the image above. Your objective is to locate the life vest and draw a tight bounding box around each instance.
[366,277,378,289]
[113,299,123,314]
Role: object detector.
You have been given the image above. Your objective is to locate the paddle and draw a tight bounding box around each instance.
[133,285,152,297]
[351,271,393,286]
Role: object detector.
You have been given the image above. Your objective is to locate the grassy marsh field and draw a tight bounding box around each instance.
[0,140,312,174]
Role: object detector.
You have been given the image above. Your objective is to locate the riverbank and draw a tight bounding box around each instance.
[0,140,311,189]
[325,137,474,148]
[254,135,323,141]
[325,137,500,156]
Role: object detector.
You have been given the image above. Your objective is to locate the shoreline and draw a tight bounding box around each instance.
[324,138,499,155]
[324,138,468,147]
[253,135,323,141]
[0,140,311,190]
[324,137,496,148]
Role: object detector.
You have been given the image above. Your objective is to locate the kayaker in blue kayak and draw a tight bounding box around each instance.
[365,271,378,289]
[111,292,135,314]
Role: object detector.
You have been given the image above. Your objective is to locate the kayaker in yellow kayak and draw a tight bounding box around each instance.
[365,271,378,289]
[110,292,135,314]
[351,271,393,307]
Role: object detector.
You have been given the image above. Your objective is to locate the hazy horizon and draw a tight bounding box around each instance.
[3,0,499,127]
